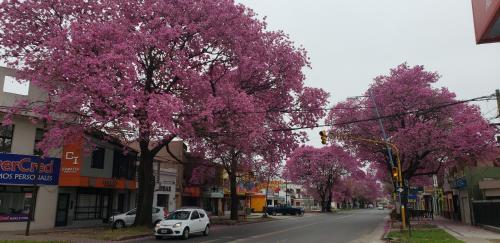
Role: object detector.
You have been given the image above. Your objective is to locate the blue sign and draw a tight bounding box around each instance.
[454,178,467,189]
[0,153,60,185]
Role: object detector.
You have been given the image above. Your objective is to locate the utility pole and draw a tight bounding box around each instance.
[496,89,500,118]
[369,90,395,168]
[25,158,41,236]
[369,90,407,229]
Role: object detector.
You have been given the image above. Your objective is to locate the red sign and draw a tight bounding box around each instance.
[59,138,83,186]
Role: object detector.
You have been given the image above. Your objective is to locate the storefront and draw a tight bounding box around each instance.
[56,185,135,227]
[55,138,137,227]
[153,167,177,213]
[202,186,224,216]
[0,153,61,231]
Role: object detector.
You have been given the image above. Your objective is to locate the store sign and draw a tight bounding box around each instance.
[59,140,83,186]
[0,214,29,222]
[0,154,60,185]
[408,194,417,203]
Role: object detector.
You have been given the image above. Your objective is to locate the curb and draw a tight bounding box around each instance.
[116,233,152,241]
[212,217,280,226]
[480,224,500,234]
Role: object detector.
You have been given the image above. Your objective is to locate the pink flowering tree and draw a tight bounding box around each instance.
[333,171,383,208]
[184,33,329,219]
[327,64,498,187]
[0,0,328,223]
[284,145,362,212]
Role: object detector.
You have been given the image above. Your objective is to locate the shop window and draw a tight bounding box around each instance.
[33,128,45,155]
[3,76,29,96]
[91,147,105,169]
[74,190,109,220]
[0,186,35,222]
[0,125,14,153]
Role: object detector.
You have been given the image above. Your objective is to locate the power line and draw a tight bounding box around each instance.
[272,94,496,132]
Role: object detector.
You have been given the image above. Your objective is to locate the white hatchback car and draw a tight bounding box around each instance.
[110,207,166,229]
[154,208,210,240]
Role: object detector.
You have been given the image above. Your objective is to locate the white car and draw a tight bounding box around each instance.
[378,205,384,210]
[154,208,210,240]
[109,207,166,229]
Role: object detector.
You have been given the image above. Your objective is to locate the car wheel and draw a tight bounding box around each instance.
[203,225,209,236]
[113,220,125,229]
[299,211,304,216]
[182,228,189,240]
[155,236,163,240]
[272,212,277,216]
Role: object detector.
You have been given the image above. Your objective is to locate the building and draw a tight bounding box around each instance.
[0,67,61,231]
[151,141,184,213]
[56,135,137,227]
[249,181,321,212]
[441,154,500,227]
[0,67,144,230]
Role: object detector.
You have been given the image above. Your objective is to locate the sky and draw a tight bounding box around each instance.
[236,0,500,147]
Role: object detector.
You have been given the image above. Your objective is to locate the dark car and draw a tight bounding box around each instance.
[265,205,304,216]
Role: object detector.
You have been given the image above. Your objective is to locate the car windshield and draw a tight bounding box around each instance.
[166,211,191,220]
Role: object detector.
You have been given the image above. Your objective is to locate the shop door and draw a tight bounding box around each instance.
[55,193,70,227]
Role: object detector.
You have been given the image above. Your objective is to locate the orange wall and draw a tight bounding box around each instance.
[250,195,266,212]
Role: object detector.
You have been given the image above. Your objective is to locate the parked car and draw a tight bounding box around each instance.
[368,204,374,208]
[265,205,304,216]
[377,205,384,210]
[154,208,210,240]
[109,207,166,229]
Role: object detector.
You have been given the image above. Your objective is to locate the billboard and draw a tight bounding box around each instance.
[0,153,60,185]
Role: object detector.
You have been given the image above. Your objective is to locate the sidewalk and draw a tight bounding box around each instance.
[2,231,106,243]
[434,216,500,243]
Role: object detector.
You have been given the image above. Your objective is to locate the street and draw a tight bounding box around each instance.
[134,209,387,243]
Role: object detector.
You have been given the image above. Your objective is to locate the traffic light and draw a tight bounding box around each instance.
[392,167,399,181]
[319,130,328,144]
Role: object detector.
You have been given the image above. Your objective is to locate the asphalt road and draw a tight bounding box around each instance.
[133,209,388,243]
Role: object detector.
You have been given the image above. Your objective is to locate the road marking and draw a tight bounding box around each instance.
[228,215,354,243]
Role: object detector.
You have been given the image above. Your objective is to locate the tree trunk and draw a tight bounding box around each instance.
[229,170,239,220]
[134,150,155,227]
[325,192,332,212]
[319,191,328,212]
